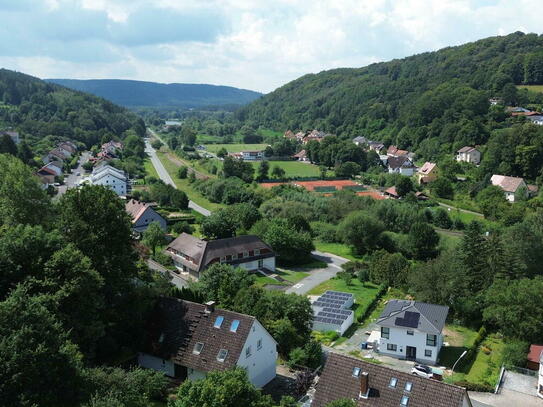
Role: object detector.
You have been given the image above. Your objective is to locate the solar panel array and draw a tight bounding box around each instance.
[312,291,354,327]
[395,311,420,328]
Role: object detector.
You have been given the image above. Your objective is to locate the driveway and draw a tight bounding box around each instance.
[147,259,188,289]
[144,138,211,217]
[469,389,543,407]
[285,251,348,295]
[56,151,90,196]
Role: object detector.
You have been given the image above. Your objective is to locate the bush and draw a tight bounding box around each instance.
[502,340,529,368]
[171,221,194,235]
[152,251,173,267]
[311,221,339,243]
[178,166,188,179]
[356,285,387,323]
[453,380,494,392]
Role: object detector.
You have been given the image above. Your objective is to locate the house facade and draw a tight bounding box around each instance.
[528,115,543,126]
[310,353,472,407]
[138,299,277,388]
[166,233,276,280]
[376,300,449,365]
[241,150,264,161]
[387,156,416,176]
[90,164,127,196]
[490,174,527,202]
[456,146,481,165]
[418,162,439,184]
[125,199,167,233]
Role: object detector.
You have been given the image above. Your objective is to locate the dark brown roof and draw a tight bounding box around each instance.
[387,156,414,170]
[312,353,470,407]
[143,298,257,372]
[167,233,274,272]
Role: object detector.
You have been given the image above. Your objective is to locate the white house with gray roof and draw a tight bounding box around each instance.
[375,300,449,365]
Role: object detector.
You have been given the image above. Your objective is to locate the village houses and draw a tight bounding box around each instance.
[90,164,127,196]
[456,146,481,165]
[417,162,439,184]
[490,174,528,202]
[125,199,167,233]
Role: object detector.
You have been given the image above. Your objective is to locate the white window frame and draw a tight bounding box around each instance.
[193,342,204,355]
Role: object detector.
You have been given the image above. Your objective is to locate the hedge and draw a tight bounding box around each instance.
[356,284,388,323]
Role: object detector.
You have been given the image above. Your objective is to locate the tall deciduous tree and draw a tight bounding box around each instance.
[408,222,440,260]
[338,211,385,254]
[143,221,167,255]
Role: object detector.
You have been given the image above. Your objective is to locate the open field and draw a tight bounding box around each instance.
[314,241,363,262]
[252,160,324,178]
[439,325,478,368]
[143,157,159,179]
[155,151,224,211]
[517,85,543,93]
[204,144,269,154]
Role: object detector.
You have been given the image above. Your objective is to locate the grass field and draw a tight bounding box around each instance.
[314,241,363,262]
[517,84,543,93]
[252,160,324,178]
[308,278,381,320]
[144,158,159,179]
[437,232,462,251]
[204,144,269,154]
[439,325,478,368]
[155,151,224,211]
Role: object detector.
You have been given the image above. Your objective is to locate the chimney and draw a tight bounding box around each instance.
[204,301,215,313]
[359,371,369,399]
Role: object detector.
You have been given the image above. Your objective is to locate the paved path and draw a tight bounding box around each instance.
[147,259,188,289]
[56,151,90,196]
[285,251,348,295]
[144,138,211,216]
[469,389,543,407]
[437,202,484,217]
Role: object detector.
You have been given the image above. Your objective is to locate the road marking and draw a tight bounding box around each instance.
[293,283,304,289]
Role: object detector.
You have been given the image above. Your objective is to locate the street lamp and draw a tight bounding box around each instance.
[452,350,468,372]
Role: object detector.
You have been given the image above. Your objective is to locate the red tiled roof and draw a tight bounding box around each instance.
[528,344,543,363]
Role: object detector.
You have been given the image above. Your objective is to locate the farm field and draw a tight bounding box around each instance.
[204,143,269,154]
[251,160,324,178]
[517,84,543,93]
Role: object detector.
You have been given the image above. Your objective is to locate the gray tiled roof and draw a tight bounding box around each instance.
[377,300,449,335]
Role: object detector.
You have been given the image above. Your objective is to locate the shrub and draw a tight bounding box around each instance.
[170,221,194,235]
[311,221,339,243]
[502,340,529,368]
[178,166,188,179]
[453,380,494,392]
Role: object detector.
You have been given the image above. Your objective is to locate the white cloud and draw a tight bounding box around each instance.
[0,0,540,92]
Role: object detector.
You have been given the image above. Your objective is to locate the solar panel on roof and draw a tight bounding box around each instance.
[395,311,420,328]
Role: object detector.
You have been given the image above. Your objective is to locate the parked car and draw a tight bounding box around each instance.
[411,364,433,379]
[76,172,81,176]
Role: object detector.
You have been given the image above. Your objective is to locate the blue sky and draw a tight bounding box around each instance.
[0,0,540,93]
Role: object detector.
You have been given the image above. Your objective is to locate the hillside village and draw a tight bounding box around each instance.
[1,30,543,407]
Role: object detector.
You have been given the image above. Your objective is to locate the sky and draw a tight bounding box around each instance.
[0,0,541,93]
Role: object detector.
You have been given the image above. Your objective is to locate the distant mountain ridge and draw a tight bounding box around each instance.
[46,79,262,109]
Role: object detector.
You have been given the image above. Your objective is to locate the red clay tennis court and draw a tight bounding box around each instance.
[259,180,386,200]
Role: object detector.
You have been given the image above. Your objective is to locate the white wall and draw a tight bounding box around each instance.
[236,256,276,272]
[237,320,277,388]
[377,326,443,365]
[134,208,167,232]
[137,353,175,377]
[93,173,126,196]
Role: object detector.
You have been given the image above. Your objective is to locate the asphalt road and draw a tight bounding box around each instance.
[147,259,188,289]
[285,250,349,295]
[57,151,90,196]
[144,138,211,216]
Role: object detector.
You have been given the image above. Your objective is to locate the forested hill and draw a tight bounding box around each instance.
[46,79,263,109]
[237,32,543,157]
[0,69,145,153]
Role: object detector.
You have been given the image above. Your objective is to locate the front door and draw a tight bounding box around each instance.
[406,346,417,361]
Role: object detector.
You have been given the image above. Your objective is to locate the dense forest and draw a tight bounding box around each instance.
[237,32,543,160]
[47,79,262,110]
[0,69,145,155]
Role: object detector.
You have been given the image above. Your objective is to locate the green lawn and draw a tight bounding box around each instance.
[308,278,381,320]
[204,144,269,154]
[252,160,324,178]
[275,267,310,284]
[155,151,223,212]
[517,85,543,93]
[438,325,478,368]
[144,157,159,179]
[314,241,363,262]
[437,232,462,251]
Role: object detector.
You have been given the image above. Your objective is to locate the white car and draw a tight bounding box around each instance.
[411,364,433,379]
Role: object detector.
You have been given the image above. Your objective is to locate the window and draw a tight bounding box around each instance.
[220,256,226,263]
[405,382,413,392]
[217,349,228,362]
[387,344,397,351]
[243,251,249,258]
[230,320,240,332]
[254,249,260,255]
[426,334,437,346]
[257,339,262,350]
[400,395,409,406]
[193,342,204,355]
[246,346,252,358]
[232,253,238,260]
[214,316,224,328]
[352,367,361,377]
[425,349,432,357]
[389,377,397,388]
[381,327,390,339]
[258,259,264,268]
[407,330,414,336]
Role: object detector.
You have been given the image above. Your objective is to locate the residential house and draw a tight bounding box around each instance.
[302,129,329,144]
[90,164,127,196]
[387,145,410,158]
[166,233,276,280]
[125,199,167,233]
[284,130,295,139]
[528,344,543,371]
[43,161,63,176]
[36,166,56,186]
[43,148,66,164]
[384,187,428,201]
[240,150,264,161]
[1,130,20,144]
[386,156,416,176]
[353,136,384,153]
[511,110,542,117]
[58,142,76,157]
[527,115,543,126]
[456,146,481,165]
[311,291,354,336]
[310,352,472,407]
[418,162,439,184]
[489,98,503,105]
[293,149,309,162]
[506,107,531,113]
[375,300,449,365]
[138,298,277,388]
[490,174,527,202]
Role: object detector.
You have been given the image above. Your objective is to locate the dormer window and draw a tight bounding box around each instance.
[193,342,204,355]
[217,349,228,362]
[214,316,224,328]
[401,395,409,406]
[230,320,240,332]
[352,367,361,377]
[405,382,413,392]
